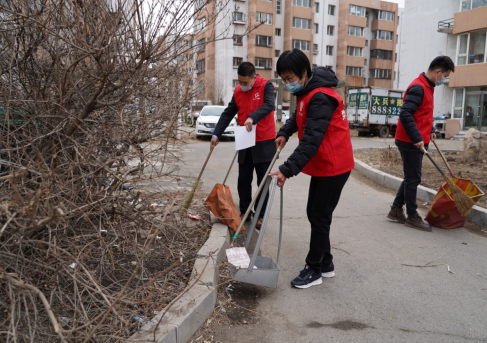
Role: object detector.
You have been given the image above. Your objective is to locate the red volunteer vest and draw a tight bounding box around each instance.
[234,75,275,142]
[395,73,435,144]
[296,87,355,177]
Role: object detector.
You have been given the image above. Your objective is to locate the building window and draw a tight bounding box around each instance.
[194,17,206,32]
[376,10,394,21]
[276,0,281,14]
[233,57,243,68]
[255,57,272,69]
[349,5,366,17]
[292,39,310,51]
[365,40,368,47]
[256,12,273,25]
[312,63,317,69]
[255,35,272,47]
[293,17,312,30]
[372,30,393,41]
[261,0,272,2]
[314,44,319,53]
[347,46,363,57]
[293,0,311,8]
[315,2,319,13]
[370,69,392,79]
[196,59,205,73]
[348,26,364,37]
[314,23,319,34]
[256,35,272,47]
[275,50,281,57]
[370,49,393,60]
[457,31,487,65]
[453,88,464,118]
[346,66,362,76]
[233,79,239,89]
[233,34,243,46]
[275,28,281,36]
[461,0,487,11]
[326,65,333,70]
[364,58,367,66]
[326,45,333,55]
[198,38,206,52]
[233,12,245,22]
[395,53,397,61]
[328,5,335,15]
[327,25,334,36]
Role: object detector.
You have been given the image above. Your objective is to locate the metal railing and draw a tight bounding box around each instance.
[438,18,454,31]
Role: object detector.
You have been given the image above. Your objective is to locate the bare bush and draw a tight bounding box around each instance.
[0,0,246,341]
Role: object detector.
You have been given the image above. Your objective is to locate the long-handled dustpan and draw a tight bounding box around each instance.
[204,152,241,232]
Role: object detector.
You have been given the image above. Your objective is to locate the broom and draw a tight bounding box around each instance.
[422,149,475,213]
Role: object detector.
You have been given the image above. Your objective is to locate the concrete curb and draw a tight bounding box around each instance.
[353,158,487,228]
[127,222,230,343]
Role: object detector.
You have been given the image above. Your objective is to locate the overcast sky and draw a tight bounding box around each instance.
[386,0,405,8]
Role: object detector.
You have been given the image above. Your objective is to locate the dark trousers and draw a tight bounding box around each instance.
[238,148,271,219]
[392,139,428,217]
[305,171,350,273]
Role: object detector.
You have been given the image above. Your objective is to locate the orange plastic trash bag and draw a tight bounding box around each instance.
[425,178,484,229]
[204,184,242,232]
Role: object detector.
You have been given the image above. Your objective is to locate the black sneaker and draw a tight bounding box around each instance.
[291,265,322,289]
[321,261,335,278]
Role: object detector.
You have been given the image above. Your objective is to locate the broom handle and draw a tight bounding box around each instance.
[181,147,214,212]
[230,147,281,245]
[422,149,445,176]
[222,151,238,186]
[432,139,455,178]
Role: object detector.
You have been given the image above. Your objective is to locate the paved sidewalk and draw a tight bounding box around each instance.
[179,138,487,343]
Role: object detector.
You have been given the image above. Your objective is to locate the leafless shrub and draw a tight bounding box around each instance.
[0,0,253,341]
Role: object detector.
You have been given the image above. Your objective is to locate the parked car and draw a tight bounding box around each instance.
[195,106,237,139]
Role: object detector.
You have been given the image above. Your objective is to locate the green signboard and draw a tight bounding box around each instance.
[348,93,369,109]
[370,96,403,116]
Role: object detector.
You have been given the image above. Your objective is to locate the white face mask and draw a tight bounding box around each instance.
[435,72,447,86]
[239,77,255,92]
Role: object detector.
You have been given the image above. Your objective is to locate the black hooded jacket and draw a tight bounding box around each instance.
[276,66,339,178]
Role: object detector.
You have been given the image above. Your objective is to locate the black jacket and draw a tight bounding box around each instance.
[213,80,276,164]
[399,72,436,143]
[276,66,339,178]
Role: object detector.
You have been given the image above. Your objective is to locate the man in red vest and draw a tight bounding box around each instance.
[387,56,455,231]
[270,49,354,289]
[211,62,276,227]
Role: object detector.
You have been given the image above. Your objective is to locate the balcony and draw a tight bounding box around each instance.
[233,13,246,25]
[438,18,454,33]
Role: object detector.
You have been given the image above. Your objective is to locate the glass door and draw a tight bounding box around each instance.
[464,93,481,128]
[481,93,487,132]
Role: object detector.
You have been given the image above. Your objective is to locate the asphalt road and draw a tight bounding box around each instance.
[178,137,486,343]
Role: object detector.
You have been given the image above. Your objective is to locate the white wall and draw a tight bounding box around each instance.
[399,0,458,117]
[394,7,404,90]
[312,0,339,69]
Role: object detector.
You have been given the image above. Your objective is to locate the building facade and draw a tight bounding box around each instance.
[194,0,401,107]
[399,0,487,132]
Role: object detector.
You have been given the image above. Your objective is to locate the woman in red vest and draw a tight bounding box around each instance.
[270,49,354,289]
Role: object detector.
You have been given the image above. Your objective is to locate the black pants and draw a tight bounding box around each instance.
[392,139,428,217]
[305,171,350,273]
[238,148,271,218]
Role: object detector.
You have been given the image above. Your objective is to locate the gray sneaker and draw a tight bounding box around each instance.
[387,206,407,224]
[405,214,432,232]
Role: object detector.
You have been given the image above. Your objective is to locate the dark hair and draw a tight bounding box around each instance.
[237,62,255,77]
[276,49,312,79]
[428,56,455,73]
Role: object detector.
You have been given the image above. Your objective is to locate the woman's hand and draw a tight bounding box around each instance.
[269,170,287,187]
[275,136,286,150]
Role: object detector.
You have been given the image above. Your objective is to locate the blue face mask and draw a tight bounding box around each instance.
[435,72,446,86]
[240,78,255,92]
[285,79,304,94]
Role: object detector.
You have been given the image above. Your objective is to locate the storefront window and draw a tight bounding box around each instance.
[468,30,486,64]
[453,88,464,119]
[465,94,481,127]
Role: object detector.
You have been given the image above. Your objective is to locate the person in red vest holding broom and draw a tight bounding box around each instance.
[387,56,455,232]
[270,49,354,289]
[211,62,276,228]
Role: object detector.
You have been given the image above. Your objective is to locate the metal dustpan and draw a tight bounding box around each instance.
[227,176,283,289]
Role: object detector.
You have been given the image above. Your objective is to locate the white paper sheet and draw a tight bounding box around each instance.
[235,125,256,151]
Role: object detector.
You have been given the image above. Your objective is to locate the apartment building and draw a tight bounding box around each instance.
[194,0,400,106]
[399,0,487,132]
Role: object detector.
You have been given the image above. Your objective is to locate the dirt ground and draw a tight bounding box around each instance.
[354,147,487,209]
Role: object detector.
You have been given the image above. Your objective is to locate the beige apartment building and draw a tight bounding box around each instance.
[192,0,400,106]
[400,0,487,133]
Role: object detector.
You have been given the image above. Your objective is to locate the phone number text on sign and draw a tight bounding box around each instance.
[370,96,402,116]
